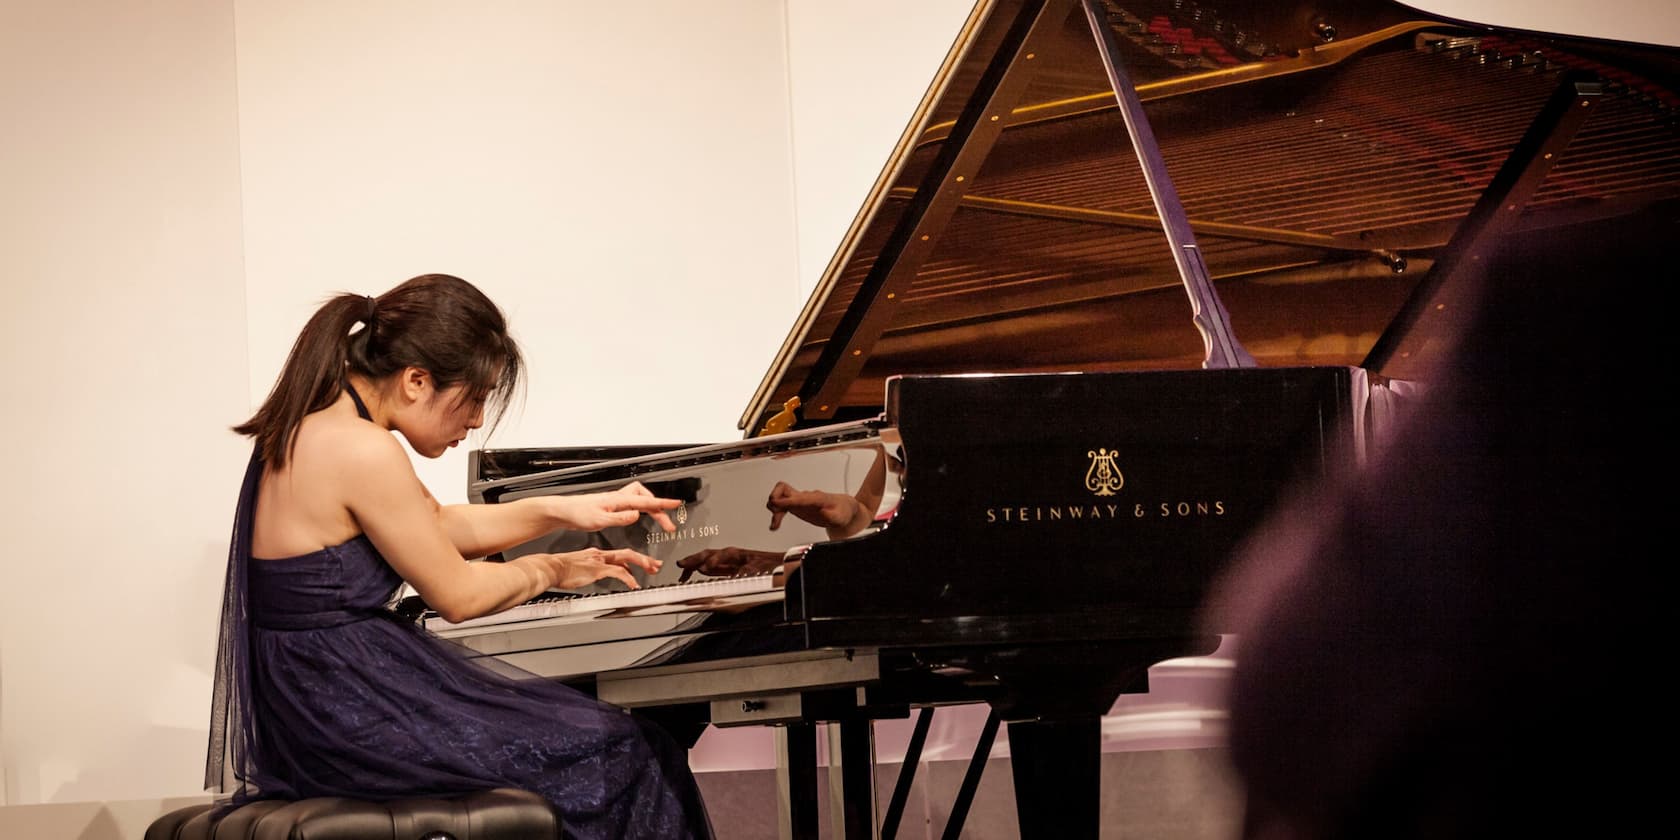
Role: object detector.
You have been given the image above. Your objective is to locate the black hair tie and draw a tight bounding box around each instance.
[359,295,379,350]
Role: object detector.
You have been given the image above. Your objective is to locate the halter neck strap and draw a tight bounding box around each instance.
[345,384,372,421]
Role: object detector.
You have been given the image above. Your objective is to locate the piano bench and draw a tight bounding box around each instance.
[144,787,563,840]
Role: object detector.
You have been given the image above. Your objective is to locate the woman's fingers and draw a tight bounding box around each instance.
[550,551,643,590]
[602,548,661,575]
[645,507,676,532]
[621,481,681,508]
[615,483,680,531]
[595,563,639,590]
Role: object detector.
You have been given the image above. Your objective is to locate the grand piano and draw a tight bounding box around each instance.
[420,1,1679,836]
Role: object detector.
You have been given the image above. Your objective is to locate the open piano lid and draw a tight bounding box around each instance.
[739,0,1680,436]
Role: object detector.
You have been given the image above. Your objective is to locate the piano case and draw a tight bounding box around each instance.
[143,788,561,840]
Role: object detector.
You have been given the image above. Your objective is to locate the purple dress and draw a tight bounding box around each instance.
[205,392,711,840]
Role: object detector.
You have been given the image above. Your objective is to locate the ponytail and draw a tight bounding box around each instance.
[234,274,523,468]
[233,294,373,468]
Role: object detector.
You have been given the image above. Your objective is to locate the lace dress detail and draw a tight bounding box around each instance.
[205,389,711,839]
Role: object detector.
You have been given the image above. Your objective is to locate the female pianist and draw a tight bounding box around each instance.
[205,272,713,839]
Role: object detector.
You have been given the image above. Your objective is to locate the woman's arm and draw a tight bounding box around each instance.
[342,431,657,623]
[435,496,564,560]
[436,483,680,559]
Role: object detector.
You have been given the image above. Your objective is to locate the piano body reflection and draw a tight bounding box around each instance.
[424,1,1679,836]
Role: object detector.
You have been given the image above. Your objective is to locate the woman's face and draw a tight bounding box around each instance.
[398,379,487,458]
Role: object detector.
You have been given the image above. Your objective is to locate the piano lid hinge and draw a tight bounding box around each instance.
[756,396,802,437]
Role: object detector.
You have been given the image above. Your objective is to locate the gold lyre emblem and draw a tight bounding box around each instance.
[674,504,689,526]
[1085,448,1124,496]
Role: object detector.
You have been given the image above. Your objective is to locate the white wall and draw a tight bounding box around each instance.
[235,0,803,502]
[0,0,974,806]
[0,0,250,805]
[784,0,978,300]
[1400,0,1680,47]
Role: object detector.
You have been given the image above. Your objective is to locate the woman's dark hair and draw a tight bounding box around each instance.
[234,273,523,467]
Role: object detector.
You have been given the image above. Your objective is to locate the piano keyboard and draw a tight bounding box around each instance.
[424,571,786,636]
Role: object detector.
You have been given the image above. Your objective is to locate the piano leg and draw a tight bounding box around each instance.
[1008,716,1100,840]
[828,718,879,840]
[775,718,881,840]
[776,723,820,840]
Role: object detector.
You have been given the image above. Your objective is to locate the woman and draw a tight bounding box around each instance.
[205,273,713,839]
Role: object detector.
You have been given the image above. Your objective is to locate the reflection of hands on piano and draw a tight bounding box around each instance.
[538,547,662,591]
[675,546,786,583]
[553,480,681,533]
[766,481,874,540]
[764,445,891,540]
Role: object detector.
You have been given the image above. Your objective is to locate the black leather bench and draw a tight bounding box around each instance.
[144,787,562,840]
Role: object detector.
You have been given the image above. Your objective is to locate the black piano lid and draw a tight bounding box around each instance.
[738,0,1680,435]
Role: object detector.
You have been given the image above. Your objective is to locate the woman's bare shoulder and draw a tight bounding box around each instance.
[291,406,409,476]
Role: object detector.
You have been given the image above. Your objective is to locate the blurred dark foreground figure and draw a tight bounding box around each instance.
[1208,208,1666,839]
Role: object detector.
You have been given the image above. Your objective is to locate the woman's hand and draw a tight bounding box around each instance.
[537,547,662,591]
[555,481,681,533]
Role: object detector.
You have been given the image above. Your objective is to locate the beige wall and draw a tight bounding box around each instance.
[1404,0,1678,47]
[0,0,250,807]
[235,0,803,501]
[784,0,979,301]
[0,0,971,809]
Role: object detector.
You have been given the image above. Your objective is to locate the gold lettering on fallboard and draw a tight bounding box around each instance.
[983,501,1227,524]
[981,447,1225,524]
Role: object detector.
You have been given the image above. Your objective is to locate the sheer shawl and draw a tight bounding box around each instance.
[205,387,372,800]
[203,446,265,800]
